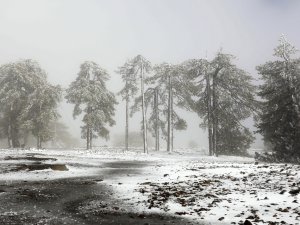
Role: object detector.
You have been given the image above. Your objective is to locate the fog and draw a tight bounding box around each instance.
[1,0,300,148]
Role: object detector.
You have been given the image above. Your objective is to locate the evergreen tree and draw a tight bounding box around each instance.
[20,83,62,148]
[125,55,151,153]
[257,36,300,159]
[130,86,170,151]
[143,63,189,152]
[0,59,61,148]
[184,53,257,156]
[65,61,117,150]
[117,60,139,151]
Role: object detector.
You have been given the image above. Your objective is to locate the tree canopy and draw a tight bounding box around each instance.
[184,53,257,156]
[256,36,300,160]
[0,59,62,148]
[65,61,117,149]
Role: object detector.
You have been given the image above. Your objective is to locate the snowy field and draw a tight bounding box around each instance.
[0,148,299,225]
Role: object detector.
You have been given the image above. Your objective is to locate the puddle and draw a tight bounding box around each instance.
[14,164,68,171]
[4,156,57,161]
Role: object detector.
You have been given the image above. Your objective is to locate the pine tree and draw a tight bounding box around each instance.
[144,63,189,152]
[257,36,300,160]
[184,53,257,156]
[0,59,60,148]
[117,60,139,151]
[130,87,160,151]
[125,55,151,153]
[20,83,62,148]
[65,61,117,150]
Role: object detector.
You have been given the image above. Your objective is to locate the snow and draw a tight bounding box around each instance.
[101,151,299,225]
[0,148,299,225]
[0,148,153,182]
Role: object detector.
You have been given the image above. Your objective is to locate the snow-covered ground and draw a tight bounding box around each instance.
[0,148,299,225]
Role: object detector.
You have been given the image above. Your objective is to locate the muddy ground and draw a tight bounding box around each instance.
[0,160,203,225]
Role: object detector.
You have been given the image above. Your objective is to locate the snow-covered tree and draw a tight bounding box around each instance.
[0,59,61,148]
[141,63,189,152]
[184,52,257,156]
[65,61,117,150]
[257,36,300,159]
[125,55,151,153]
[130,86,164,151]
[20,83,62,148]
[117,60,139,151]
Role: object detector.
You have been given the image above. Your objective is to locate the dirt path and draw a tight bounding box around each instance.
[0,160,203,225]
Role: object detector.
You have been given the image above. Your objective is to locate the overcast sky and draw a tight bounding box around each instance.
[0,0,300,148]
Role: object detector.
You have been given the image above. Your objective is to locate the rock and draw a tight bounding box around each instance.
[137,214,146,219]
[194,208,210,212]
[218,217,225,221]
[279,190,286,194]
[244,220,252,225]
[246,215,255,219]
[94,179,104,182]
[289,187,300,195]
[50,164,68,171]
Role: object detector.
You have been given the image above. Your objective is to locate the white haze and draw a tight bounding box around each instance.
[0,0,300,148]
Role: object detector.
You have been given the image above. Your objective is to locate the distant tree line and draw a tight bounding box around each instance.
[118,53,257,156]
[0,36,299,161]
[118,36,300,160]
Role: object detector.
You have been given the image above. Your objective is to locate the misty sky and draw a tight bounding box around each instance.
[1,0,300,148]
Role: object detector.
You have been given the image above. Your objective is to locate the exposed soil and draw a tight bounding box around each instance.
[4,155,57,161]
[14,163,69,171]
[0,160,203,225]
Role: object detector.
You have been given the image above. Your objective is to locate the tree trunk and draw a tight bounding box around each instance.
[86,125,90,150]
[7,112,12,148]
[125,94,129,152]
[171,88,174,151]
[157,92,160,152]
[212,71,218,156]
[167,73,172,152]
[37,135,42,149]
[23,133,28,148]
[206,71,213,156]
[52,122,57,147]
[87,72,91,150]
[11,125,20,148]
[154,88,159,151]
[7,137,11,148]
[8,106,20,148]
[141,66,148,153]
[90,129,93,150]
